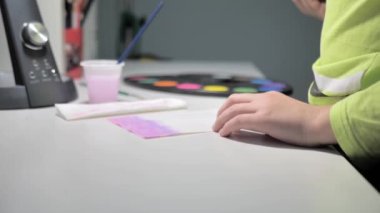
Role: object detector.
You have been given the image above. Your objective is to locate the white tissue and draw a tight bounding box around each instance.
[55,98,187,120]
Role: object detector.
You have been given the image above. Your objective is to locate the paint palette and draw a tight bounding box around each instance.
[124,74,292,97]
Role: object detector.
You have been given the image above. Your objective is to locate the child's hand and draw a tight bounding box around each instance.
[213,92,336,146]
[292,0,326,21]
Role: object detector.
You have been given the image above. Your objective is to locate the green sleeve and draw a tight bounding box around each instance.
[310,0,380,102]
[330,81,380,168]
[310,0,380,168]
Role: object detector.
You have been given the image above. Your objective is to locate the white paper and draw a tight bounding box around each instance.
[134,109,218,135]
[55,98,187,120]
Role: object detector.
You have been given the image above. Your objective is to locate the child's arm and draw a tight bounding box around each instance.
[311,0,380,169]
[213,92,337,146]
[330,82,380,169]
[213,82,380,168]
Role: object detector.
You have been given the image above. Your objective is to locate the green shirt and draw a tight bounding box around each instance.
[309,0,380,168]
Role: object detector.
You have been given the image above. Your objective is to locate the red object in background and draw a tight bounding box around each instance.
[64,0,88,79]
[64,0,95,79]
[65,28,83,79]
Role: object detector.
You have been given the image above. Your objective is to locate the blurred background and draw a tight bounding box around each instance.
[0,0,322,101]
[96,0,322,101]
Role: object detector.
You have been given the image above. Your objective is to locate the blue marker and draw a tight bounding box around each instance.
[117,1,164,64]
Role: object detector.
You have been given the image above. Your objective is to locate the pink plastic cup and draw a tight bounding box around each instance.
[81,60,125,103]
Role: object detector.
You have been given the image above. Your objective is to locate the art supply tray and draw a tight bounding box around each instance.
[124,73,292,97]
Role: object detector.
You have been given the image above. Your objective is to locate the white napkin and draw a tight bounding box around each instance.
[55,98,187,120]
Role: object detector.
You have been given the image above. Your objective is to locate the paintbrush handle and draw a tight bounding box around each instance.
[117,1,164,64]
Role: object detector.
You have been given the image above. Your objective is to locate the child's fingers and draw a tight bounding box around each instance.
[218,114,257,137]
[305,0,325,20]
[293,0,325,20]
[316,2,326,20]
[213,102,257,132]
[319,3,326,16]
[307,0,323,11]
[292,0,308,15]
[217,93,257,116]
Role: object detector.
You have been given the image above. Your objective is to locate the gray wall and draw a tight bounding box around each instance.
[133,0,322,101]
[97,0,130,60]
[98,0,323,101]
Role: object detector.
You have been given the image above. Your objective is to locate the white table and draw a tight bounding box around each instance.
[0,61,379,213]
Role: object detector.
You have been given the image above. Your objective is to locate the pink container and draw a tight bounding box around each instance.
[81,60,125,103]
